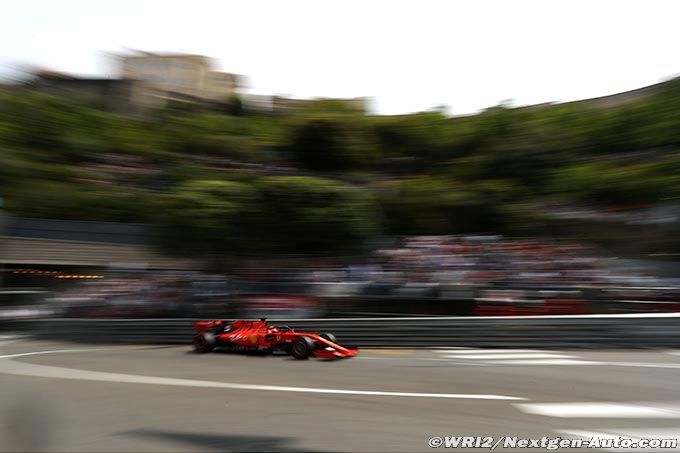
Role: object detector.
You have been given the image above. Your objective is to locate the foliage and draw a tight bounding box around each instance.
[152,180,261,256]
[1,79,680,256]
[152,176,379,256]
[255,176,379,253]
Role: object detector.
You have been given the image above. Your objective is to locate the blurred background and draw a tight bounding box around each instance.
[2,0,680,323]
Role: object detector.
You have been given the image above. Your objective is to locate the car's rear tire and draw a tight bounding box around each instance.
[290,336,315,359]
[319,333,337,343]
[193,333,216,353]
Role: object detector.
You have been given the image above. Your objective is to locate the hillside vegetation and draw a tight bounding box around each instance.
[1,79,680,257]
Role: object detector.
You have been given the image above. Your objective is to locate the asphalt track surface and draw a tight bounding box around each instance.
[1,335,680,452]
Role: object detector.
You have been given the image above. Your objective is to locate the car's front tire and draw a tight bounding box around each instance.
[193,333,216,353]
[290,336,315,359]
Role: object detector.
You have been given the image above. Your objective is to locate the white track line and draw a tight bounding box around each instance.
[0,335,24,347]
[460,360,680,369]
[440,349,550,355]
[487,359,599,366]
[443,353,576,360]
[362,353,680,368]
[0,349,102,359]
[610,362,680,370]
[516,402,680,418]
[0,349,526,401]
[435,347,680,368]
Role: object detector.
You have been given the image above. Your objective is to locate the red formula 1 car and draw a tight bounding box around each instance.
[192,318,358,360]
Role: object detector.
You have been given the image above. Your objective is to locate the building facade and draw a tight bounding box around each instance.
[118,51,239,103]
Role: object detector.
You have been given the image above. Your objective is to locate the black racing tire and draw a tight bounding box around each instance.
[193,333,216,353]
[290,336,315,360]
[319,333,337,343]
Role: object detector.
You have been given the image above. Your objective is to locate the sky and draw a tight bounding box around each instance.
[1,0,679,115]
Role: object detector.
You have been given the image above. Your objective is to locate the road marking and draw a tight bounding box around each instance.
[0,335,24,346]
[440,349,550,355]
[362,350,680,368]
[0,349,102,359]
[0,349,526,401]
[609,362,680,370]
[516,402,680,418]
[363,349,415,356]
[444,353,576,360]
[468,360,680,369]
[487,359,601,366]
[437,349,594,366]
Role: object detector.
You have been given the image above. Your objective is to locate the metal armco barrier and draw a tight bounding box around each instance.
[18,313,680,348]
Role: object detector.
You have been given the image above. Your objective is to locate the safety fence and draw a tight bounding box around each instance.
[16,313,680,348]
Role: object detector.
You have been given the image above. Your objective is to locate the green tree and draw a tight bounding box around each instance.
[548,162,672,205]
[287,117,370,171]
[256,176,380,253]
[377,177,513,235]
[152,180,262,258]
